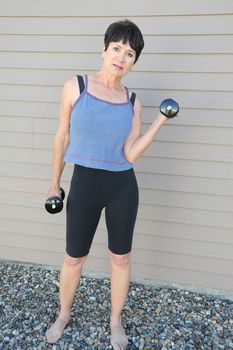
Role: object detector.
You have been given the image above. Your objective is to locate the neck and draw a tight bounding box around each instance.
[96,69,122,88]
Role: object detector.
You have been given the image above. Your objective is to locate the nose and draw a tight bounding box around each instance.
[117,52,126,63]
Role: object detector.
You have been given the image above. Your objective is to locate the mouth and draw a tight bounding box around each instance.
[112,64,123,70]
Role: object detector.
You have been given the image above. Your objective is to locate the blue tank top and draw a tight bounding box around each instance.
[64,75,134,171]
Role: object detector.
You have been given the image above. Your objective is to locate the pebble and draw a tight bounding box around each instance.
[0,262,232,349]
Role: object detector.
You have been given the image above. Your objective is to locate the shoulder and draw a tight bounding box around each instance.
[132,95,142,117]
[61,75,80,106]
[128,89,142,109]
[63,75,77,91]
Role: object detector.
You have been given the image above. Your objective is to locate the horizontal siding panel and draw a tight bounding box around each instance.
[134,219,233,245]
[1,232,233,275]
[1,52,233,73]
[0,116,33,133]
[1,185,233,214]
[0,228,232,281]
[135,157,231,179]
[0,147,52,163]
[1,103,233,128]
[126,72,233,91]
[2,216,233,246]
[136,90,233,109]
[0,204,66,226]
[1,246,232,291]
[1,142,233,165]
[131,247,233,274]
[0,158,232,186]
[0,35,103,53]
[0,174,72,194]
[137,173,233,196]
[1,198,233,248]
[1,168,232,196]
[1,151,232,182]
[0,246,64,268]
[0,220,233,262]
[1,223,233,269]
[2,1,233,16]
[1,218,65,240]
[1,15,233,34]
[143,109,233,128]
[139,188,233,213]
[129,53,233,74]
[0,189,56,208]
[1,70,233,92]
[1,35,233,54]
[0,117,57,135]
[0,232,65,253]
[0,52,102,71]
[0,162,52,179]
[97,240,233,275]
[0,197,233,230]
[0,100,57,118]
[130,260,233,291]
[154,125,233,146]
[0,132,33,147]
[1,84,233,110]
[0,68,88,86]
[0,84,61,103]
[33,125,233,150]
[146,142,233,162]
[139,203,233,229]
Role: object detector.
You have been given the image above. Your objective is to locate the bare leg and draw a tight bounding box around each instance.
[46,253,86,344]
[109,250,131,350]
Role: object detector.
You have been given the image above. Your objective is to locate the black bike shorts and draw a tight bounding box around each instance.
[66,164,139,258]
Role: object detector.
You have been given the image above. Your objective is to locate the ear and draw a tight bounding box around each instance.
[102,46,106,58]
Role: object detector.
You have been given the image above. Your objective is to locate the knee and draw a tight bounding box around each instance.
[64,253,87,266]
[109,251,131,268]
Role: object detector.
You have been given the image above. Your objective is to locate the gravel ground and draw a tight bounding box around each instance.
[0,262,233,350]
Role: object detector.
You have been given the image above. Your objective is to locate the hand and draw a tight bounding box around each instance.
[157,113,169,125]
[46,186,61,200]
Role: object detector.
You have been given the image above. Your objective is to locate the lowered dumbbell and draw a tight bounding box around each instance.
[160,98,179,118]
[45,188,65,214]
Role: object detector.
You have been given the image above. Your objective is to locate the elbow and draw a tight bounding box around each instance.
[56,130,69,144]
[125,152,136,164]
[64,134,70,146]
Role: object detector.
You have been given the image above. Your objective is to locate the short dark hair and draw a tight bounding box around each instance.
[104,19,144,64]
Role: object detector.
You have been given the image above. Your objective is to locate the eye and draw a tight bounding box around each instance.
[128,52,134,58]
[113,46,119,51]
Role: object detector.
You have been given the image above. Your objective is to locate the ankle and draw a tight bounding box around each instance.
[58,310,71,320]
[110,315,122,328]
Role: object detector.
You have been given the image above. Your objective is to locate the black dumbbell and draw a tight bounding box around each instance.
[160,98,179,118]
[45,188,65,214]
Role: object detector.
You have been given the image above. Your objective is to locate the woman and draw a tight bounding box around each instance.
[45,20,174,349]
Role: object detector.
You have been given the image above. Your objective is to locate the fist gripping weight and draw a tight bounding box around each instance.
[160,99,179,118]
[45,188,65,214]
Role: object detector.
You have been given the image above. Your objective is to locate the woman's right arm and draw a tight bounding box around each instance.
[47,76,78,198]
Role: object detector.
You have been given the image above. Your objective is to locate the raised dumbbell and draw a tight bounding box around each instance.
[160,98,179,118]
[45,188,65,214]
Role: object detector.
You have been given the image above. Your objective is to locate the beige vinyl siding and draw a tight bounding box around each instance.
[0,1,233,293]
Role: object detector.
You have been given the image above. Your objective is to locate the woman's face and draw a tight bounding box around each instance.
[102,40,136,77]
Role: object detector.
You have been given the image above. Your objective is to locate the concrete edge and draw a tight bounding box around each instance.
[1,259,233,302]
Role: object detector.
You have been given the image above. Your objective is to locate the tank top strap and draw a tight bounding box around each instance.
[77,75,85,94]
[125,87,136,106]
[130,92,136,106]
[125,86,130,102]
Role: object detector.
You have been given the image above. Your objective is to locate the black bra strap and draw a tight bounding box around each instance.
[77,75,85,94]
[130,92,136,106]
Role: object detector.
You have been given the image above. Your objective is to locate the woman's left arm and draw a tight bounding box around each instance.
[124,96,168,163]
